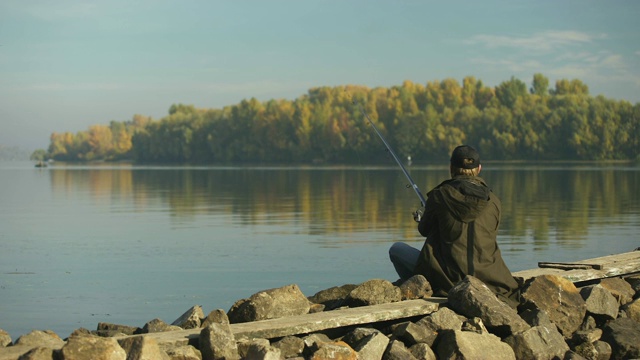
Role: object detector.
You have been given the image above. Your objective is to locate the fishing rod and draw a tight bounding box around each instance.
[354,99,427,208]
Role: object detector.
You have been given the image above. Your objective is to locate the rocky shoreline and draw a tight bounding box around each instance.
[1,273,639,360]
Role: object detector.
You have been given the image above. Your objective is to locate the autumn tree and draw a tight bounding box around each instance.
[495,76,528,109]
[530,73,550,96]
[47,74,639,163]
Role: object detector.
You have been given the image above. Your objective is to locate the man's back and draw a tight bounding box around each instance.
[415,175,519,308]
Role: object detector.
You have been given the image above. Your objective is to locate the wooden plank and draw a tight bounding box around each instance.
[538,262,603,270]
[514,250,640,283]
[231,298,444,340]
[125,298,444,347]
[571,250,640,267]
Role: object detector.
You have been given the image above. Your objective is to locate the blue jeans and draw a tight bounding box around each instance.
[389,242,421,281]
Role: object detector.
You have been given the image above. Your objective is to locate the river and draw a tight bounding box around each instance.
[0,161,638,340]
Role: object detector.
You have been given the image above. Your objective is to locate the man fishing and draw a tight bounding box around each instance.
[389,145,520,308]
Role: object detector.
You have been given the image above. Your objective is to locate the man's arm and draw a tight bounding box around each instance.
[417,190,438,237]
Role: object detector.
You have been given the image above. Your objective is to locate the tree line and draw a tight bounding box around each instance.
[44,74,640,163]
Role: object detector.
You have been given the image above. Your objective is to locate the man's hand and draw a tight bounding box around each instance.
[413,208,424,223]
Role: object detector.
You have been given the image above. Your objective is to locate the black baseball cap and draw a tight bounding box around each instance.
[450,145,481,169]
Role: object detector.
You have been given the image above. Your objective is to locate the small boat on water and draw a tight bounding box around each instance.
[34,161,48,168]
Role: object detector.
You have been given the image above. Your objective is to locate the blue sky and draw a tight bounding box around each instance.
[1,1,639,150]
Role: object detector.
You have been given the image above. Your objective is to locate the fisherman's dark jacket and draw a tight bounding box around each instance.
[415,175,519,308]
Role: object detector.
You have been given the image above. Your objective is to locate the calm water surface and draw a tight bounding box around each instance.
[0,161,638,340]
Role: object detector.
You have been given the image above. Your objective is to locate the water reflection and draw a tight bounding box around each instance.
[487,167,639,242]
[49,164,640,248]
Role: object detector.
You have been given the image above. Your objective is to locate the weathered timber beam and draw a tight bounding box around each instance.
[125,298,444,347]
[231,298,444,340]
[514,250,640,283]
[538,262,603,270]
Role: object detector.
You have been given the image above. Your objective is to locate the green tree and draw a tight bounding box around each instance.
[30,149,47,161]
[113,126,133,158]
[86,125,113,159]
[461,76,478,107]
[46,74,640,163]
[495,76,528,109]
[530,73,549,96]
[552,79,589,96]
[440,78,462,109]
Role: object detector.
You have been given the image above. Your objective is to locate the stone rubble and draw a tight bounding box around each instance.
[0,273,638,360]
[520,274,588,338]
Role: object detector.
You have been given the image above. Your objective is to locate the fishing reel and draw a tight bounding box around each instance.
[412,207,424,223]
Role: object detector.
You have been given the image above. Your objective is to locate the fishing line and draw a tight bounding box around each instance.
[351,96,427,208]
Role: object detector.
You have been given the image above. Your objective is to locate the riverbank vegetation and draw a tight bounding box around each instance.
[43,74,639,163]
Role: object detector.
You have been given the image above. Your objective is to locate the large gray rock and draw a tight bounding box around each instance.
[519,308,554,329]
[308,303,325,313]
[342,327,379,348]
[228,284,310,323]
[352,330,389,360]
[345,279,402,307]
[15,346,55,360]
[399,275,433,300]
[580,316,597,331]
[447,276,530,336]
[392,321,437,347]
[580,285,619,321]
[593,340,612,360]
[68,328,92,338]
[164,345,202,360]
[416,306,465,332]
[302,333,332,358]
[461,317,489,335]
[409,343,437,360]
[236,338,269,359]
[201,309,229,329]
[504,325,569,360]
[436,330,516,360]
[244,341,281,360]
[564,349,590,360]
[521,275,587,338]
[308,284,358,310]
[272,336,304,358]
[199,322,239,360]
[622,297,640,322]
[601,317,640,360]
[600,278,635,306]
[60,335,127,360]
[0,329,12,347]
[383,339,418,360]
[572,340,611,360]
[142,318,182,333]
[571,328,603,345]
[171,305,204,329]
[117,336,169,360]
[14,330,65,349]
[624,275,640,295]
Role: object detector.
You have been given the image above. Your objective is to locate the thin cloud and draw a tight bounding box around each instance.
[201,80,314,97]
[466,30,596,52]
[466,29,640,91]
[600,54,625,68]
[470,57,544,73]
[544,65,590,79]
[29,82,121,91]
